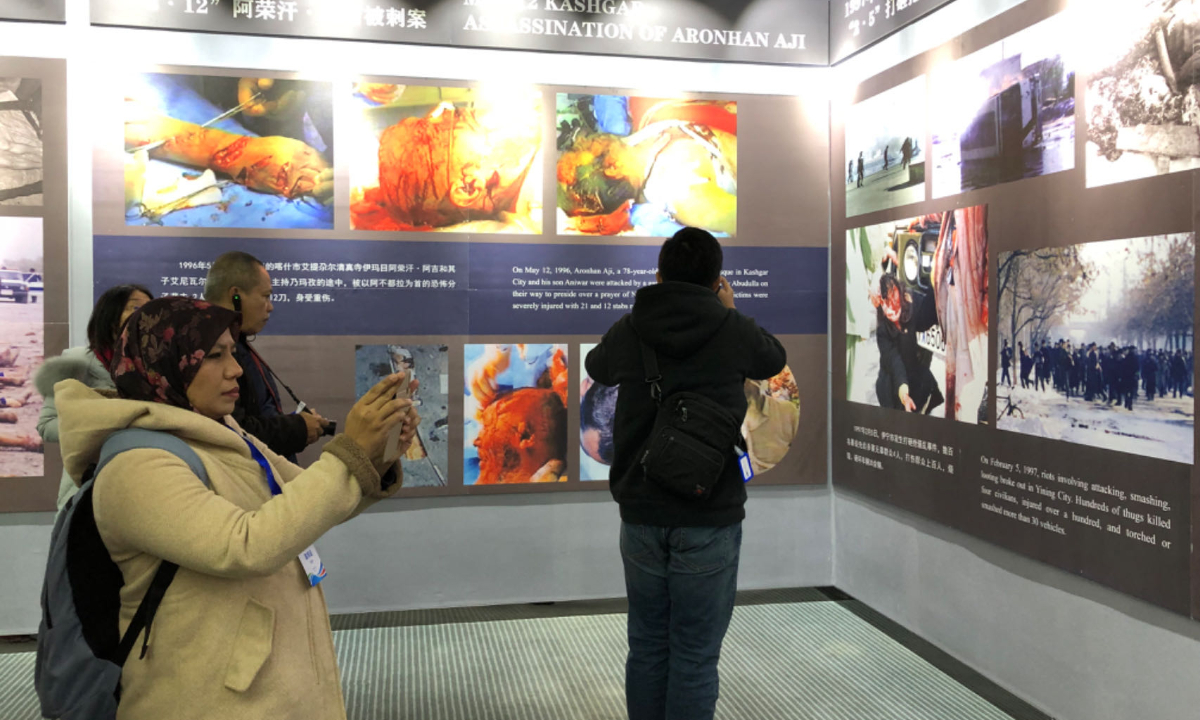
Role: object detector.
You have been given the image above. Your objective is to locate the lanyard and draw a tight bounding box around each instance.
[248,349,284,414]
[240,432,282,496]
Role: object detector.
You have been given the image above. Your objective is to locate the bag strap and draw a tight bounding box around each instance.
[638,341,663,405]
[94,429,210,666]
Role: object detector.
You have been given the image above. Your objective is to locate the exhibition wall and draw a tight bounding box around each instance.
[832,1,1200,718]
[0,6,833,633]
[831,0,1200,621]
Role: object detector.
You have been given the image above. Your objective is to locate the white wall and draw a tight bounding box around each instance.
[0,2,833,633]
[834,492,1200,720]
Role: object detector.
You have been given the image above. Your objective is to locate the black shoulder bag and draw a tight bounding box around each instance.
[638,341,743,500]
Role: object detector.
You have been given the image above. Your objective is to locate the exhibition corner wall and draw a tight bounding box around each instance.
[830,0,1200,717]
[0,9,833,631]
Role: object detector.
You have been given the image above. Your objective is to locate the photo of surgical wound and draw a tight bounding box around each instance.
[845,75,926,218]
[845,206,989,424]
[579,344,800,480]
[0,217,45,477]
[996,234,1194,465]
[123,72,333,228]
[465,344,568,485]
[1084,0,1200,187]
[355,344,450,488]
[0,77,42,206]
[349,84,542,233]
[556,94,736,236]
[930,14,1075,199]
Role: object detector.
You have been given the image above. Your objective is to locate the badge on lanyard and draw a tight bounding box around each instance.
[735,446,754,483]
[238,431,329,587]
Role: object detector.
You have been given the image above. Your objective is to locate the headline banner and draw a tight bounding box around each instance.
[90,0,829,65]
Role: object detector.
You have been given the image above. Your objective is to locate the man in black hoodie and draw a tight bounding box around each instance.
[585,227,786,720]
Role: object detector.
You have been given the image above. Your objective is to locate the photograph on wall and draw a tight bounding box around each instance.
[123,72,333,228]
[579,342,615,482]
[742,366,802,475]
[349,83,543,233]
[996,234,1194,464]
[464,344,568,485]
[844,75,926,217]
[556,94,737,237]
[1084,1,1200,187]
[0,76,42,206]
[930,13,1075,199]
[0,217,44,477]
[845,206,989,423]
[580,343,801,479]
[355,343,450,487]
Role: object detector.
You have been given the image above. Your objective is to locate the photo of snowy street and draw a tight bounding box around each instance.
[996,234,1194,464]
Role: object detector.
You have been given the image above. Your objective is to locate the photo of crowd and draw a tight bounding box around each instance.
[123,72,334,228]
[997,234,1194,464]
[0,76,41,206]
[845,206,989,424]
[844,75,926,217]
[1084,0,1200,187]
[355,343,450,488]
[465,344,568,485]
[930,14,1075,198]
[0,217,44,477]
[349,83,543,233]
[557,94,737,237]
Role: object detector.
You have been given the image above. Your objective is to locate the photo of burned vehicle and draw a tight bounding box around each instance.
[1086,0,1200,186]
[931,14,1075,198]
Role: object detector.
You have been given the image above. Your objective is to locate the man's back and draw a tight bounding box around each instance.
[585,280,785,528]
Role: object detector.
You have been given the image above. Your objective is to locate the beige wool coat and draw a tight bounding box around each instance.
[55,379,400,720]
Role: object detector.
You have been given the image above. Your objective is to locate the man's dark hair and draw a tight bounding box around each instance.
[204,251,265,303]
[87,284,154,357]
[580,381,619,464]
[658,227,722,287]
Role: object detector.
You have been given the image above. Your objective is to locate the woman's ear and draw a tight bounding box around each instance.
[655,271,662,284]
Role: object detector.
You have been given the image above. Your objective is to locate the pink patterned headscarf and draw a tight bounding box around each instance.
[109,296,241,410]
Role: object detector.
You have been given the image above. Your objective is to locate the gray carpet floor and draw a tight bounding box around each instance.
[0,595,1042,720]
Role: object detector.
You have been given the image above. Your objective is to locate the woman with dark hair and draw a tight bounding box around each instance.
[53,297,418,719]
[873,268,944,414]
[35,284,153,509]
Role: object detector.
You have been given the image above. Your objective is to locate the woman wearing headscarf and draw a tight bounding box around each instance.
[35,283,153,510]
[53,296,418,719]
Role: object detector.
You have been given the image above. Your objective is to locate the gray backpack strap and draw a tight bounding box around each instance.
[98,429,209,487]
[98,429,210,665]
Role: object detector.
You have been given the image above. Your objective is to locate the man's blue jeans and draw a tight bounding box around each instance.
[620,521,742,720]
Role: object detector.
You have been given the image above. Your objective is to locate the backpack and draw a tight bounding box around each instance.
[35,428,210,720]
[637,340,743,500]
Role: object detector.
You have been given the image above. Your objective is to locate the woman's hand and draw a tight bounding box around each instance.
[344,372,412,471]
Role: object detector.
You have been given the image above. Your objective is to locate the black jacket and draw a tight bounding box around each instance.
[232,337,307,459]
[585,281,786,527]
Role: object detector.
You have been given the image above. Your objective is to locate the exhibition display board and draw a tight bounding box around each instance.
[90,0,829,66]
[832,0,1200,619]
[0,56,66,512]
[91,68,830,500]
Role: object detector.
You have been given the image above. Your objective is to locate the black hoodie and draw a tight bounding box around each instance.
[585,281,786,527]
